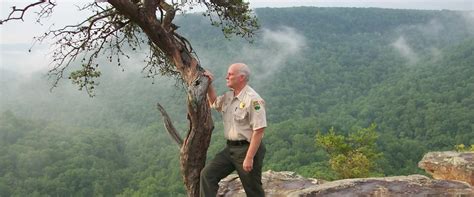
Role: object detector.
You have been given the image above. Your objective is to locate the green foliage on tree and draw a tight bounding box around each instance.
[455,144,474,152]
[316,124,383,179]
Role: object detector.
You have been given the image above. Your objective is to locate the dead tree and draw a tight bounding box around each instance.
[1,0,259,196]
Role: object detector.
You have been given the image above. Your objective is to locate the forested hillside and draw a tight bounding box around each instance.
[1,7,473,196]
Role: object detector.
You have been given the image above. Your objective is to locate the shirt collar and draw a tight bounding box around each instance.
[235,85,249,101]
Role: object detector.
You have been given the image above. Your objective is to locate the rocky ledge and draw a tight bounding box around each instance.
[218,151,474,196]
[218,171,324,196]
[419,151,473,186]
[218,171,472,196]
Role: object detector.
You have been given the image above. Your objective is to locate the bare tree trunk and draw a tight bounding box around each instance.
[181,81,214,196]
[155,56,214,197]
[179,54,214,197]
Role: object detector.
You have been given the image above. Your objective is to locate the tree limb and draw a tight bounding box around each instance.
[157,102,184,146]
[33,7,133,96]
[158,0,176,32]
[0,0,56,25]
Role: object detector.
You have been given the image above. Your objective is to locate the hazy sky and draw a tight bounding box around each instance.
[251,0,473,10]
[0,0,473,74]
[1,0,472,44]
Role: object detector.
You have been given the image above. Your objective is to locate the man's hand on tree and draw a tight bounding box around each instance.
[203,70,214,83]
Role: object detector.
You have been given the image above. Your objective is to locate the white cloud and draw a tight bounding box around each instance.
[238,26,306,83]
[391,36,419,64]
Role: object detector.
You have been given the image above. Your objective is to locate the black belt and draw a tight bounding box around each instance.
[227,140,249,146]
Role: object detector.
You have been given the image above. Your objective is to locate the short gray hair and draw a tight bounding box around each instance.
[236,63,251,82]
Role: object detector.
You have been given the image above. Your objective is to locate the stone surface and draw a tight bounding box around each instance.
[217,171,325,197]
[218,171,473,197]
[292,175,473,197]
[419,151,474,186]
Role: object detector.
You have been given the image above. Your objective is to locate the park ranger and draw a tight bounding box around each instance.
[201,63,267,197]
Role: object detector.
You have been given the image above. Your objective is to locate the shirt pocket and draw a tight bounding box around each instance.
[233,108,247,122]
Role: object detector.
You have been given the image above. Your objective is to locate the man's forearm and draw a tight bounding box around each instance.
[246,128,264,160]
[207,84,217,106]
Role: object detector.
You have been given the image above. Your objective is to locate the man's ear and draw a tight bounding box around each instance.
[241,75,247,82]
[238,74,244,82]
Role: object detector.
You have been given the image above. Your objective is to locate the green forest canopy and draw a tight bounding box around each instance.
[1,7,473,196]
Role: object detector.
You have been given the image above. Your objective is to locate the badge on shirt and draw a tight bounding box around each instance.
[253,101,261,111]
[239,102,246,109]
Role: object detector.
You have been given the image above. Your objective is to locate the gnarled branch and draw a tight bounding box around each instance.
[158,0,176,32]
[32,6,139,96]
[157,102,183,147]
[0,0,56,25]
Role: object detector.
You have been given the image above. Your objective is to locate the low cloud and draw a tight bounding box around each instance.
[392,19,444,63]
[391,11,474,64]
[391,36,419,64]
[237,26,306,84]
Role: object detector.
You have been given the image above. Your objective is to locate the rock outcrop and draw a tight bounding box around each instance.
[217,171,325,196]
[218,151,474,196]
[294,175,472,197]
[218,171,473,196]
[419,151,474,186]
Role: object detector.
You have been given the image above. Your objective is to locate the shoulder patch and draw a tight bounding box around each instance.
[252,100,261,111]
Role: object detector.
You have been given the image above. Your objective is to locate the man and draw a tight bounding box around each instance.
[200,63,267,197]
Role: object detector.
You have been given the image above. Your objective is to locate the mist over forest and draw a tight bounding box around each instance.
[1,7,473,196]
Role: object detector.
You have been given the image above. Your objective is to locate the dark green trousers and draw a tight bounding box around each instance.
[200,142,266,197]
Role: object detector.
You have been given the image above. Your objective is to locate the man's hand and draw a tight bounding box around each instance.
[243,158,253,172]
[203,70,214,83]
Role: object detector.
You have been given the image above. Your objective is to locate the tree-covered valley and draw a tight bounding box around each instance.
[1,7,473,196]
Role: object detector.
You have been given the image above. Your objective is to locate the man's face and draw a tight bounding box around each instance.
[226,65,243,89]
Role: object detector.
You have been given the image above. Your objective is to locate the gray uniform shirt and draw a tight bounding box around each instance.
[211,85,267,141]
